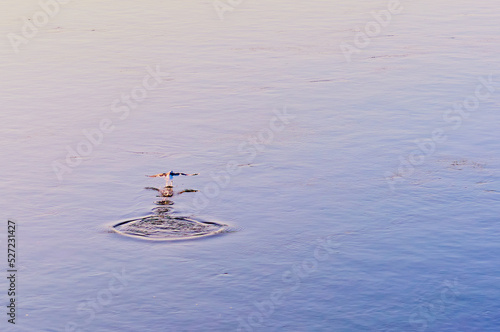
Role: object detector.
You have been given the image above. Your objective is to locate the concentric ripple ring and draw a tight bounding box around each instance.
[112,214,229,241]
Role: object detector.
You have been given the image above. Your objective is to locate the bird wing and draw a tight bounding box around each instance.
[146,173,167,177]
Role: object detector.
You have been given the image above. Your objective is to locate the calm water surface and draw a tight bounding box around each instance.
[1,0,500,331]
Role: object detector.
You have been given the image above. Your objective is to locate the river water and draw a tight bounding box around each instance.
[1,0,500,331]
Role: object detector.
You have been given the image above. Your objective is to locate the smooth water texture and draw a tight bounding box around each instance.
[1,0,500,331]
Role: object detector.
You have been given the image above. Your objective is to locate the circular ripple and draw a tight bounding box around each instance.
[112,215,228,241]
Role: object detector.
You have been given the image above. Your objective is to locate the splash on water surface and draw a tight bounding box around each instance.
[112,175,230,241]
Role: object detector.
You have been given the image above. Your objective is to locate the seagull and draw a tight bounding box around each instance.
[146,171,199,187]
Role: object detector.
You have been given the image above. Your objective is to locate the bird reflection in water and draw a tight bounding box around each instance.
[112,172,227,241]
[144,183,198,216]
